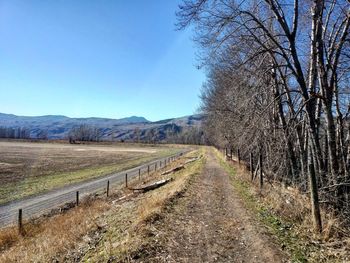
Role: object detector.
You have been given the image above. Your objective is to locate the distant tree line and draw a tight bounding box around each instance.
[0,127,31,139]
[166,127,205,145]
[0,127,49,140]
[130,124,205,145]
[68,124,102,143]
[178,0,350,232]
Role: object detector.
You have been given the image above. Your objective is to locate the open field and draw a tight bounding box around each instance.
[0,149,203,262]
[0,141,184,204]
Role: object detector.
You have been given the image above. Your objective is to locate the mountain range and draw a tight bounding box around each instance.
[0,113,204,142]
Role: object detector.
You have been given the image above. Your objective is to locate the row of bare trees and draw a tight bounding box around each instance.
[68,124,102,143]
[178,0,350,232]
[0,127,31,139]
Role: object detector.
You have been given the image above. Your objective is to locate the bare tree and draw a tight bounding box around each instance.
[178,0,350,232]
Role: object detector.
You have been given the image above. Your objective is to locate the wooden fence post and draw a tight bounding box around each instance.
[259,153,263,188]
[237,149,241,164]
[125,173,128,188]
[148,165,150,175]
[107,180,110,197]
[139,168,141,180]
[18,208,23,235]
[76,191,79,206]
[250,152,254,181]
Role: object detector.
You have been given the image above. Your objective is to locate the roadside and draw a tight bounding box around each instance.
[0,149,186,228]
[0,142,182,205]
[0,149,203,262]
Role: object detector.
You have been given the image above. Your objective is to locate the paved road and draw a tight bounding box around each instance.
[0,151,187,228]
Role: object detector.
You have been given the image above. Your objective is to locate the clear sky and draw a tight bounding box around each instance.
[0,0,204,121]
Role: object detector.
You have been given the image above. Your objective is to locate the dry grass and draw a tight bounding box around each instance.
[0,227,20,252]
[82,149,205,262]
[0,198,110,262]
[218,150,350,262]
[0,148,203,262]
[137,156,200,224]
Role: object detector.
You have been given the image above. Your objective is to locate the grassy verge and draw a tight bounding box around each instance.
[82,149,205,262]
[0,149,204,262]
[0,198,110,262]
[214,148,312,263]
[0,147,181,204]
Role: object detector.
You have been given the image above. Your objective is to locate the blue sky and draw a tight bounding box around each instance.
[0,0,204,121]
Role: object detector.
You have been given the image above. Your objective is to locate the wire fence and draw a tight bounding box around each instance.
[0,151,187,230]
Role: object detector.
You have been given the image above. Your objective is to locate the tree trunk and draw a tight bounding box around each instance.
[308,134,322,232]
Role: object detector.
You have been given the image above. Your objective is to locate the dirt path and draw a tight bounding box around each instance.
[145,149,286,262]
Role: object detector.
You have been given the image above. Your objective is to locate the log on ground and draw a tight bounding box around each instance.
[161,165,185,175]
[130,178,173,193]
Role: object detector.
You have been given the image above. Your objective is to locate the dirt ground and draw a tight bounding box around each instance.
[141,149,287,262]
[0,141,162,184]
[0,141,180,204]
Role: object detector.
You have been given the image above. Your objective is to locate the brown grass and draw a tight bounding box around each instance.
[0,198,110,262]
[223,154,350,262]
[81,149,205,262]
[0,148,203,262]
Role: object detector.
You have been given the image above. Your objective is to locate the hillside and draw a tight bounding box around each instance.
[0,113,204,142]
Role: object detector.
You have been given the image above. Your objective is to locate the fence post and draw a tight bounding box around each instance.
[250,152,254,181]
[76,191,79,206]
[237,149,241,164]
[259,153,263,188]
[139,168,141,180]
[148,165,150,175]
[18,208,23,235]
[125,173,128,188]
[107,180,110,197]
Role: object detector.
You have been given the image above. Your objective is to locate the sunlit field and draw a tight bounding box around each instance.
[0,140,182,204]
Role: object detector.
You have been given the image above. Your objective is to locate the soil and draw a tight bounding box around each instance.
[140,150,287,262]
[0,141,159,185]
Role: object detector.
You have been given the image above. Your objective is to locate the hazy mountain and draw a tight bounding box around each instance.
[0,113,204,142]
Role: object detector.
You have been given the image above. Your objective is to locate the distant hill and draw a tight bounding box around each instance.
[0,113,204,143]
